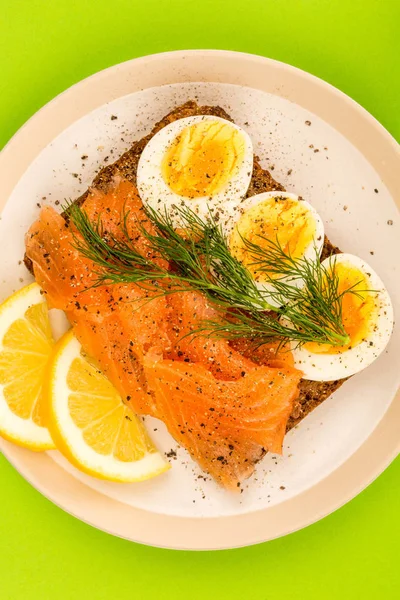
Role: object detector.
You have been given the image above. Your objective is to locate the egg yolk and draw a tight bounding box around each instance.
[306,263,378,355]
[229,198,316,281]
[162,120,246,198]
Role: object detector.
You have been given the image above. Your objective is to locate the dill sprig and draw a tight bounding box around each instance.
[142,206,274,312]
[67,201,354,347]
[67,203,170,286]
[68,202,273,311]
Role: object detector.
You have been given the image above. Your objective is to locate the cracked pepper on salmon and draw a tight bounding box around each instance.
[25,178,302,490]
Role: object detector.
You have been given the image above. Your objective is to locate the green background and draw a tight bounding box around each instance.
[0,0,399,598]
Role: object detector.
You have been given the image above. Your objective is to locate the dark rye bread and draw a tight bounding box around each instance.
[24,100,346,430]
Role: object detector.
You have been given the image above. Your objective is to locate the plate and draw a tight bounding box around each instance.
[0,50,399,550]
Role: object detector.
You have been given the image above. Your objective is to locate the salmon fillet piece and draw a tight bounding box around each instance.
[25,182,171,413]
[165,291,257,380]
[144,358,301,490]
[81,178,169,271]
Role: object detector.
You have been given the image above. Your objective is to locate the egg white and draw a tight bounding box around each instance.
[291,253,394,381]
[136,115,254,228]
[223,192,325,305]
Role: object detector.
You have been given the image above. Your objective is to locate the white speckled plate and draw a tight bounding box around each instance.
[0,50,399,549]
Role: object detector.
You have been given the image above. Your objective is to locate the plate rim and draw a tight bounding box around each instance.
[0,49,399,550]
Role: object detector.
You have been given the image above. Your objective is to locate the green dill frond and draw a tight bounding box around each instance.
[68,200,358,348]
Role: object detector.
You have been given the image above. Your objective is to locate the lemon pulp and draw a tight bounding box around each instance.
[66,355,154,461]
[0,283,55,450]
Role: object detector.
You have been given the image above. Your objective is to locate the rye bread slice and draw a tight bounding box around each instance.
[24,100,346,430]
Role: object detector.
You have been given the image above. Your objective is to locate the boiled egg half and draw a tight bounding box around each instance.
[292,253,394,381]
[226,192,325,302]
[137,115,253,227]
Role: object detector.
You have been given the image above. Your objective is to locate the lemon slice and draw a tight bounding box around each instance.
[45,330,169,482]
[0,283,55,450]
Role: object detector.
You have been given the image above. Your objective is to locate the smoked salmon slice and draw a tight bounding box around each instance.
[25,205,96,312]
[144,358,301,489]
[80,178,168,271]
[25,178,302,490]
[165,291,257,380]
[25,182,172,413]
